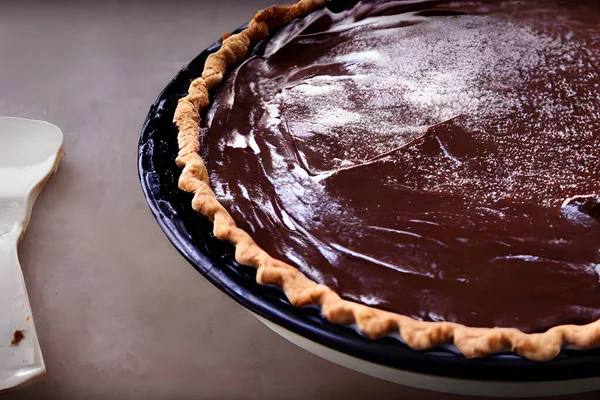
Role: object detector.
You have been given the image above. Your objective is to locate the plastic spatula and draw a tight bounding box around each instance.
[0,117,63,391]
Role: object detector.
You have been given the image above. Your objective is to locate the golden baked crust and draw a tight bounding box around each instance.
[172,0,600,361]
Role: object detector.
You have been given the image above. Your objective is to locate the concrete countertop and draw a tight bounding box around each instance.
[0,1,598,399]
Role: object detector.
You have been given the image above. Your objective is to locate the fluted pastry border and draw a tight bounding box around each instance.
[172,0,600,361]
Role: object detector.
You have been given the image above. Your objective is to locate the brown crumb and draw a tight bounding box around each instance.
[11,330,24,345]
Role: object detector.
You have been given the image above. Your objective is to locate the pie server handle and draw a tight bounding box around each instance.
[0,226,45,392]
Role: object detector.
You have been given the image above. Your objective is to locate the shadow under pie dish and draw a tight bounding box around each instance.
[140,0,600,371]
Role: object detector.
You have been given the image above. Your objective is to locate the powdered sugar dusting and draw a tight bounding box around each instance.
[257,9,600,191]
[259,6,600,207]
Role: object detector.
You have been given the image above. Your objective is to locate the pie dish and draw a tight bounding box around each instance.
[168,0,600,361]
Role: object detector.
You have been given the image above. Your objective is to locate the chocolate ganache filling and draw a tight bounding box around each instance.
[203,0,600,332]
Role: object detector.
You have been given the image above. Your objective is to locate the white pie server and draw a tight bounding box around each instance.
[0,117,63,392]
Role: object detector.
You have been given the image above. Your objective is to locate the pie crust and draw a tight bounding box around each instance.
[172,0,600,361]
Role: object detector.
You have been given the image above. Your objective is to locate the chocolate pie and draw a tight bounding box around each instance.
[173,0,600,360]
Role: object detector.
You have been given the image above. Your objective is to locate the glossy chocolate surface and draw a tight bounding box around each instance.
[202,0,600,332]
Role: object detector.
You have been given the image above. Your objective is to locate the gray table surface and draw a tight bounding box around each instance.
[0,1,598,399]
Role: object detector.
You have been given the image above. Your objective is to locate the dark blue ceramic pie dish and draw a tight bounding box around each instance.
[137,1,600,382]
